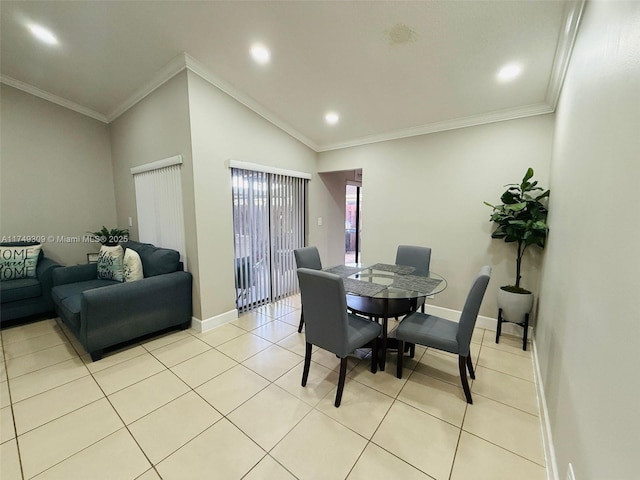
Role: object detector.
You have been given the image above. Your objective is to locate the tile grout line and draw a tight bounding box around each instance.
[5,306,544,479]
[7,312,303,478]
[354,348,443,480]
[463,430,547,469]
[465,339,546,470]
[446,341,477,479]
[20,318,159,479]
[1,327,27,480]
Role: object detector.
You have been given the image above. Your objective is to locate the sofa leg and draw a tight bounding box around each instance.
[90,350,104,362]
[180,320,191,330]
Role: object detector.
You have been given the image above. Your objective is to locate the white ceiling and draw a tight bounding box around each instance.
[0,1,583,152]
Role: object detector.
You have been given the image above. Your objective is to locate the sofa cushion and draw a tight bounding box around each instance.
[52,279,119,332]
[122,241,180,277]
[59,296,82,331]
[52,279,119,305]
[0,278,42,303]
[0,244,42,280]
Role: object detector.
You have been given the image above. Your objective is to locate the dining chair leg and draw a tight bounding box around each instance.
[335,357,348,407]
[396,340,404,379]
[370,337,378,374]
[302,342,312,387]
[402,342,416,358]
[297,312,304,333]
[466,355,475,379]
[458,355,473,404]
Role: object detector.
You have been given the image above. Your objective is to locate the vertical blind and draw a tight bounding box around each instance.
[232,167,307,313]
[132,158,186,263]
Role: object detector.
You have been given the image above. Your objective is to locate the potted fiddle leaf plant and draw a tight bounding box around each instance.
[484,167,549,322]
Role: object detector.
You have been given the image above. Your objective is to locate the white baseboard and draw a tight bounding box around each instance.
[533,338,559,480]
[422,304,534,338]
[191,309,238,333]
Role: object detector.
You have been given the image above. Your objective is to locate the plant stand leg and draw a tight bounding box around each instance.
[522,313,529,351]
[495,308,503,344]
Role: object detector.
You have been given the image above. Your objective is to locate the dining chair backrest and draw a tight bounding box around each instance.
[294,246,323,271]
[297,268,349,357]
[395,245,431,272]
[456,266,491,356]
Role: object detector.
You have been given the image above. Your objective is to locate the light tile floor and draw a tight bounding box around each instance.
[0,296,546,480]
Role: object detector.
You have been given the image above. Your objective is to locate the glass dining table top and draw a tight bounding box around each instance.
[323,263,447,300]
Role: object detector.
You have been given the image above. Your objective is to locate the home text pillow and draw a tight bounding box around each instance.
[97,245,125,282]
[123,248,144,282]
[0,244,42,280]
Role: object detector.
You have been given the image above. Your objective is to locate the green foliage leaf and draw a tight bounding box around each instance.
[535,189,550,200]
[505,202,526,212]
[484,167,549,287]
[523,167,534,184]
[87,226,130,245]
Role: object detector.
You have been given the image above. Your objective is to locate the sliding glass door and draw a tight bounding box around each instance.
[231,168,307,312]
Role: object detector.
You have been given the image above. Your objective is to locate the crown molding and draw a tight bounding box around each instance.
[106,53,188,122]
[4,0,583,153]
[545,0,586,109]
[0,74,108,123]
[318,103,554,152]
[183,53,320,152]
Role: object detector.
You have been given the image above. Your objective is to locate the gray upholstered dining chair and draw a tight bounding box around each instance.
[395,266,491,404]
[395,245,432,313]
[297,268,381,407]
[294,246,323,333]
[396,245,431,272]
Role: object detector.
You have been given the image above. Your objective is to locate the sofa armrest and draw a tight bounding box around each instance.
[37,257,62,309]
[37,257,61,278]
[80,271,193,353]
[53,263,98,286]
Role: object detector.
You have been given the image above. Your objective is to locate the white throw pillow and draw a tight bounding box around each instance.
[97,245,125,282]
[123,248,144,282]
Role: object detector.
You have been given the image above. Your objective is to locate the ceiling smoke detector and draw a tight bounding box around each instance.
[385,23,417,45]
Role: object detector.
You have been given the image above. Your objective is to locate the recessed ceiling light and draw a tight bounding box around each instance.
[497,63,523,82]
[325,112,340,125]
[28,23,59,46]
[250,43,270,65]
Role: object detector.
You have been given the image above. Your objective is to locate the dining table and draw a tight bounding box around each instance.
[323,263,447,371]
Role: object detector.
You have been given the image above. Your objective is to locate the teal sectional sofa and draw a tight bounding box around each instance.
[1,242,61,323]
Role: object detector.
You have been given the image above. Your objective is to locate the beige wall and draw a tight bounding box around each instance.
[317,115,554,318]
[109,71,201,317]
[185,71,322,320]
[536,2,640,479]
[0,84,116,265]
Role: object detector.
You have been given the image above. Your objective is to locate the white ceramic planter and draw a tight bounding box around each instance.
[497,287,534,323]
